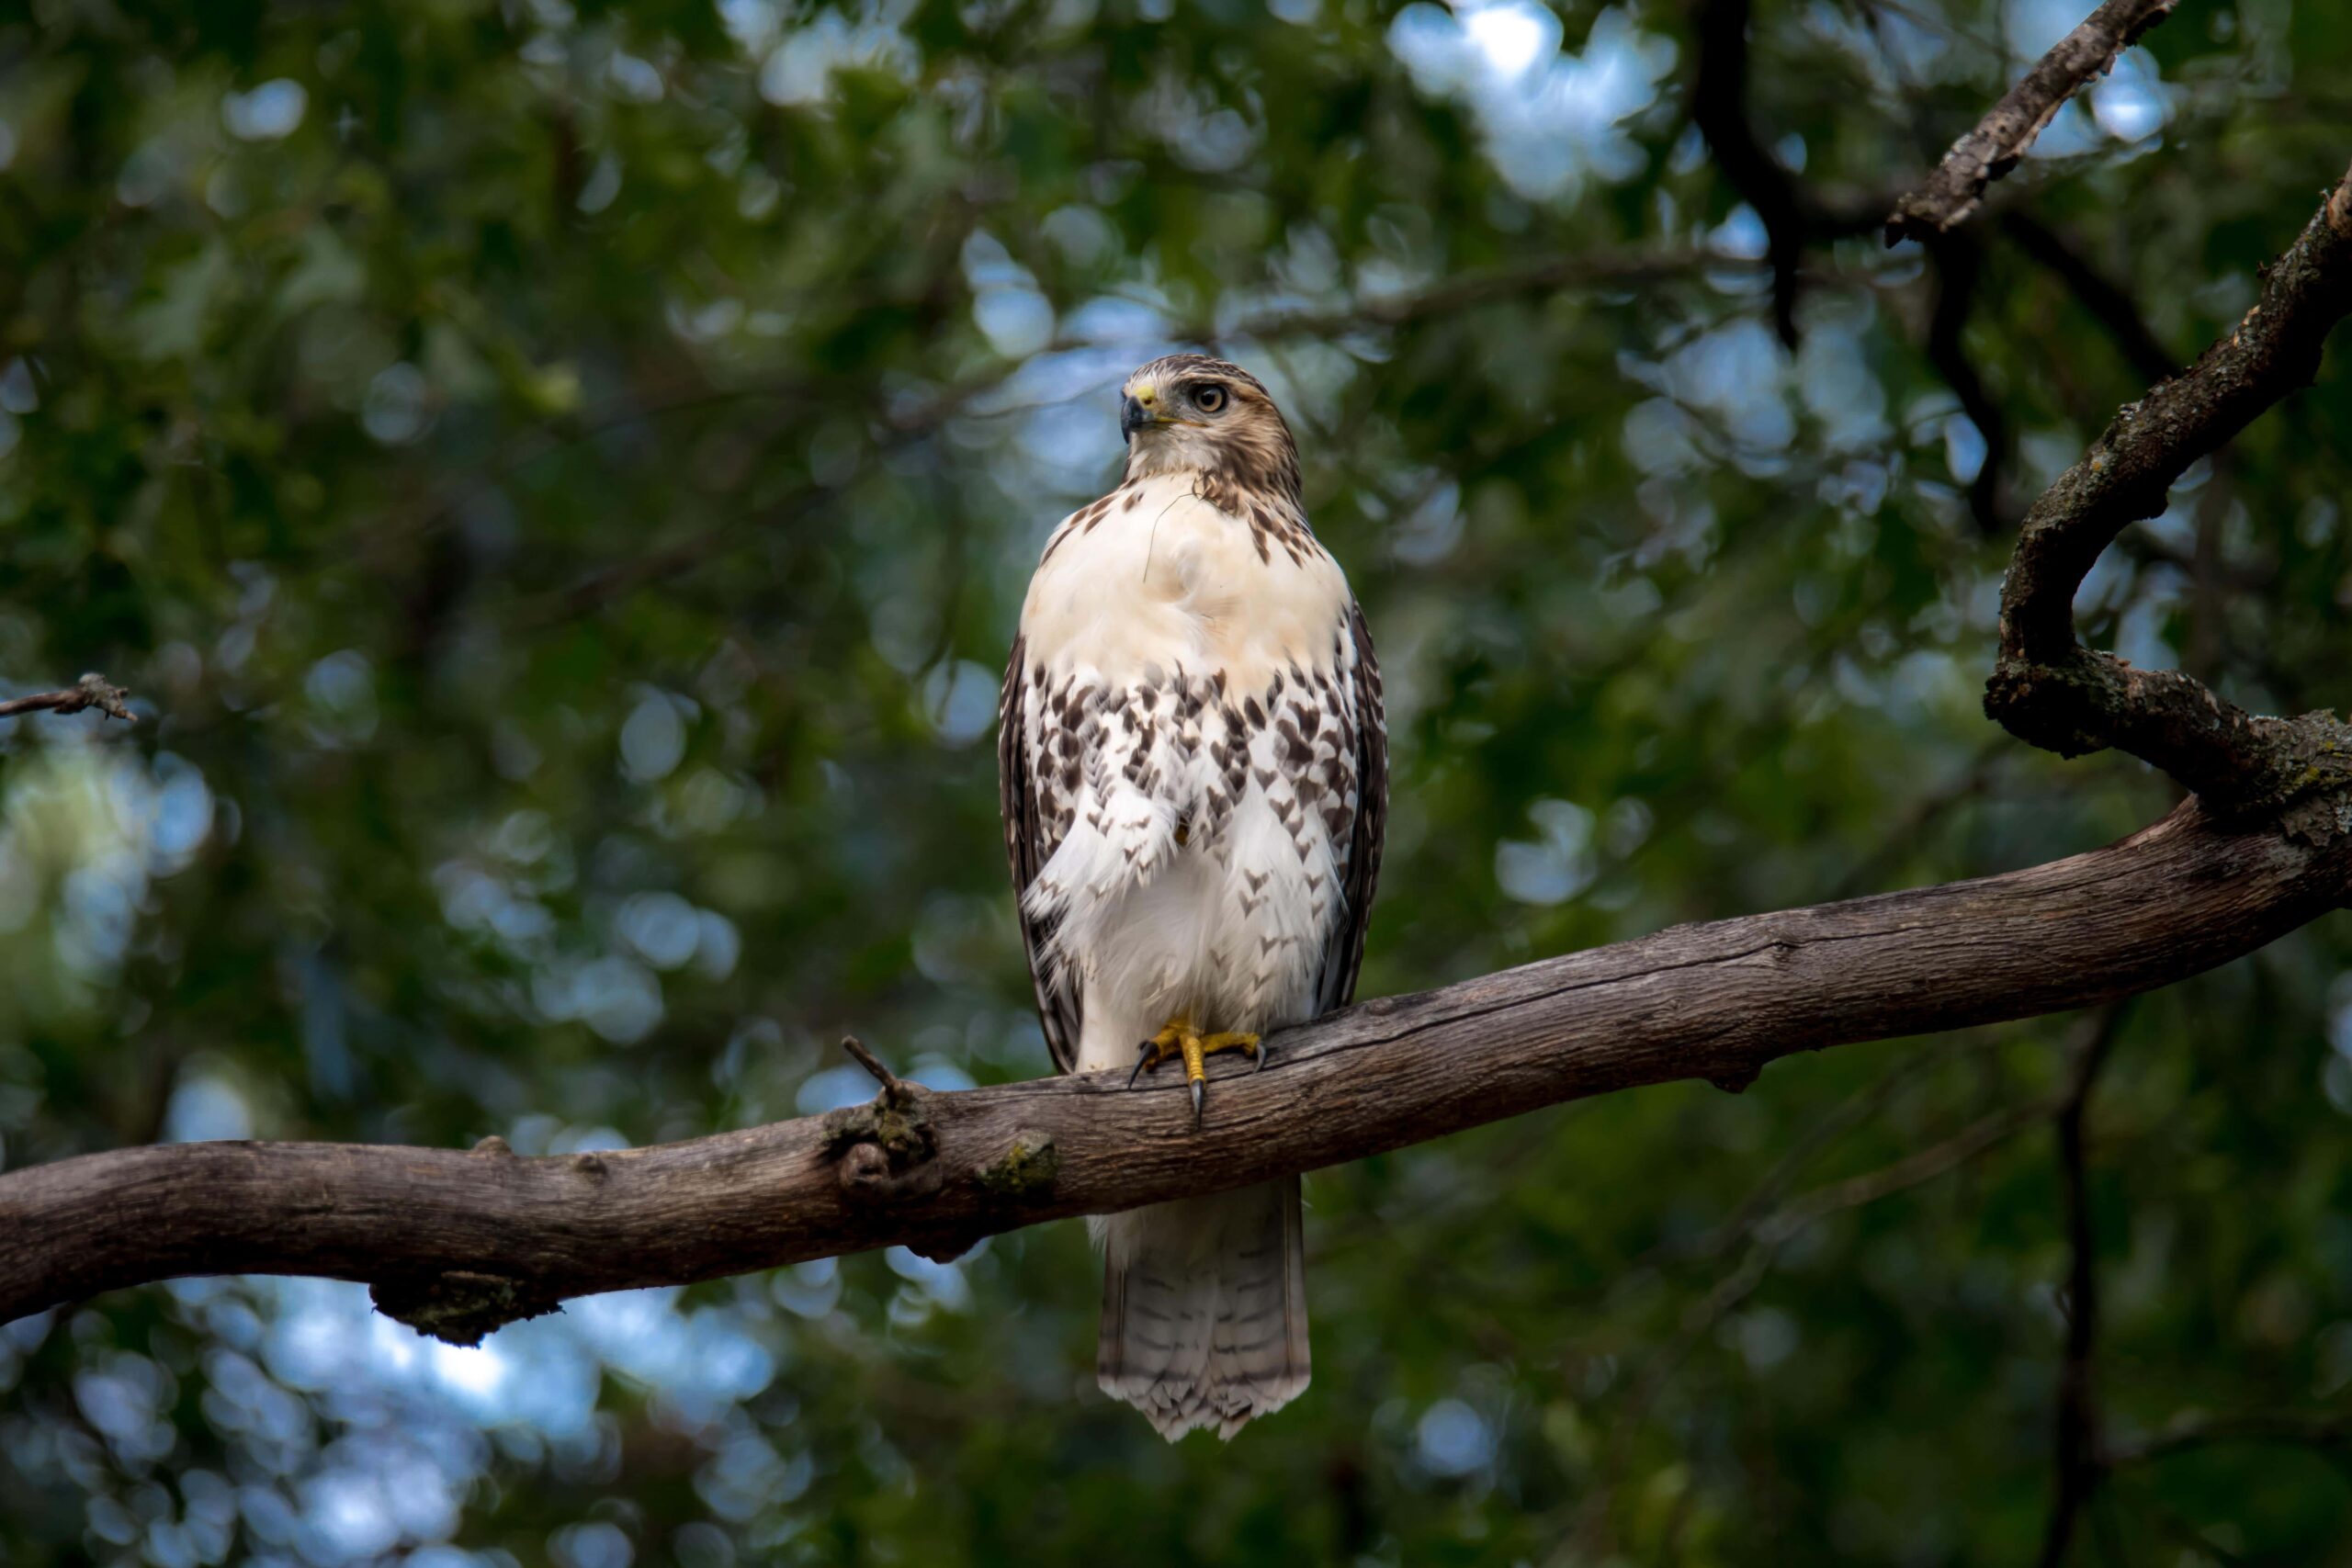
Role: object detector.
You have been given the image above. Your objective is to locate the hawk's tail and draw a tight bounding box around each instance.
[1096,1176,1309,1441]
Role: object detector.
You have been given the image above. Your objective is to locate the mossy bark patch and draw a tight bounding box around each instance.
[976,1129,1060,1202]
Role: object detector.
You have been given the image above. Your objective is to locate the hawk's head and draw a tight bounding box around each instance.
[1118,355,1301,505]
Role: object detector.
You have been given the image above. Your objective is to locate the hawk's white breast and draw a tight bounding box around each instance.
[1018,474,1351,695]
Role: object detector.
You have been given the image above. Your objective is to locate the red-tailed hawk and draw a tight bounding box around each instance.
[998,355,1387,1438]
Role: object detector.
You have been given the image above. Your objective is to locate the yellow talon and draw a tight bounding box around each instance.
[1131,1021,1187,1079]
[1129,1018,1262,1125]
[1199,1030,1261,1061]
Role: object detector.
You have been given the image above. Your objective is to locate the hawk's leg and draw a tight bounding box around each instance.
[1130,1017,1261,1125]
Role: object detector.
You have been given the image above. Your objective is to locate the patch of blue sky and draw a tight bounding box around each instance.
[1389,3,1678,203]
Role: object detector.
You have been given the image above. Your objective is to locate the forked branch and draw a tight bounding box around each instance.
[1983,163,2352,818]
[1885,0,2183,243]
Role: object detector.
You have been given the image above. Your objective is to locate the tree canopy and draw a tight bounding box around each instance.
[6,0,2352,1562]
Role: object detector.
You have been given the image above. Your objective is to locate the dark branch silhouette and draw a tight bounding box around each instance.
[2107,1411,2352,1466]
[1690,0,1811,348]
[1921,229,2014,534]
[1999,212,2180,386]
[2037,1006,2127,1568]
[1686,0,1887,348]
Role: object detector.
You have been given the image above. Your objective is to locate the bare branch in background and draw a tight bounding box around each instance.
[1998,212,2181,386]
[1885,0,2184,243]
[1689,0,2023,545]
[513,244,1729,623]
[0,672,135,724]
[1922,230,2014,534]
[1569,1038,2069,1565]
[1765,1090,2056,1236]
[1217,244,1724,342]
[1684,0,1890,347]
[2107,1411,2352,1466]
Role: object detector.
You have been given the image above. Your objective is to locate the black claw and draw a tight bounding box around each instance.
[1253,1042,1270,1072]
[1190,1078,1204,1126]
[1129,1043,1153,1089]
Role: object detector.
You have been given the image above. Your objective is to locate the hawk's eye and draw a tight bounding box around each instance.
[1194,385,1227,413]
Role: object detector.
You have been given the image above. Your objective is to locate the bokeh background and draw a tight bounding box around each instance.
[6,0,2352,1562]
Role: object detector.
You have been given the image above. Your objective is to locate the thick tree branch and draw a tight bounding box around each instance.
[0,672,134,723]
[1885,0,2183,243]
[1984,161,2352,817]
[4,799,2346,1340]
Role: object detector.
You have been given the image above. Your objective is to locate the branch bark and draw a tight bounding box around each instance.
[4,799,2346,1339]
[0,673,134,723]
[1884,0,2183,243]
[1984,162,2352,818]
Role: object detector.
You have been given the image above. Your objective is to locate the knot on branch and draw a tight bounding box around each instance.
[64,673,136,723]
[890,1130,1060,1268]
[1989,640,2352,831]
[0,672,136,724]
[1984,649,2160,762]
[819,1037,1063,1264]
[822,1037,942,1203]
[370,1269,561,1347]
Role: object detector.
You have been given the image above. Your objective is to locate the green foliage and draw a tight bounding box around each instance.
[4,0,2352,1562]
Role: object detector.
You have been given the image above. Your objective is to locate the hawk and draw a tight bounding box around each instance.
[998,355,1387,1439]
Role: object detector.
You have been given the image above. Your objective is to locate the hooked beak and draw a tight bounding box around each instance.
[1120,393,1152,443]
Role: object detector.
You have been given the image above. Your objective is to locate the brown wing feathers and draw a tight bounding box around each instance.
[998,634,1082,1074]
